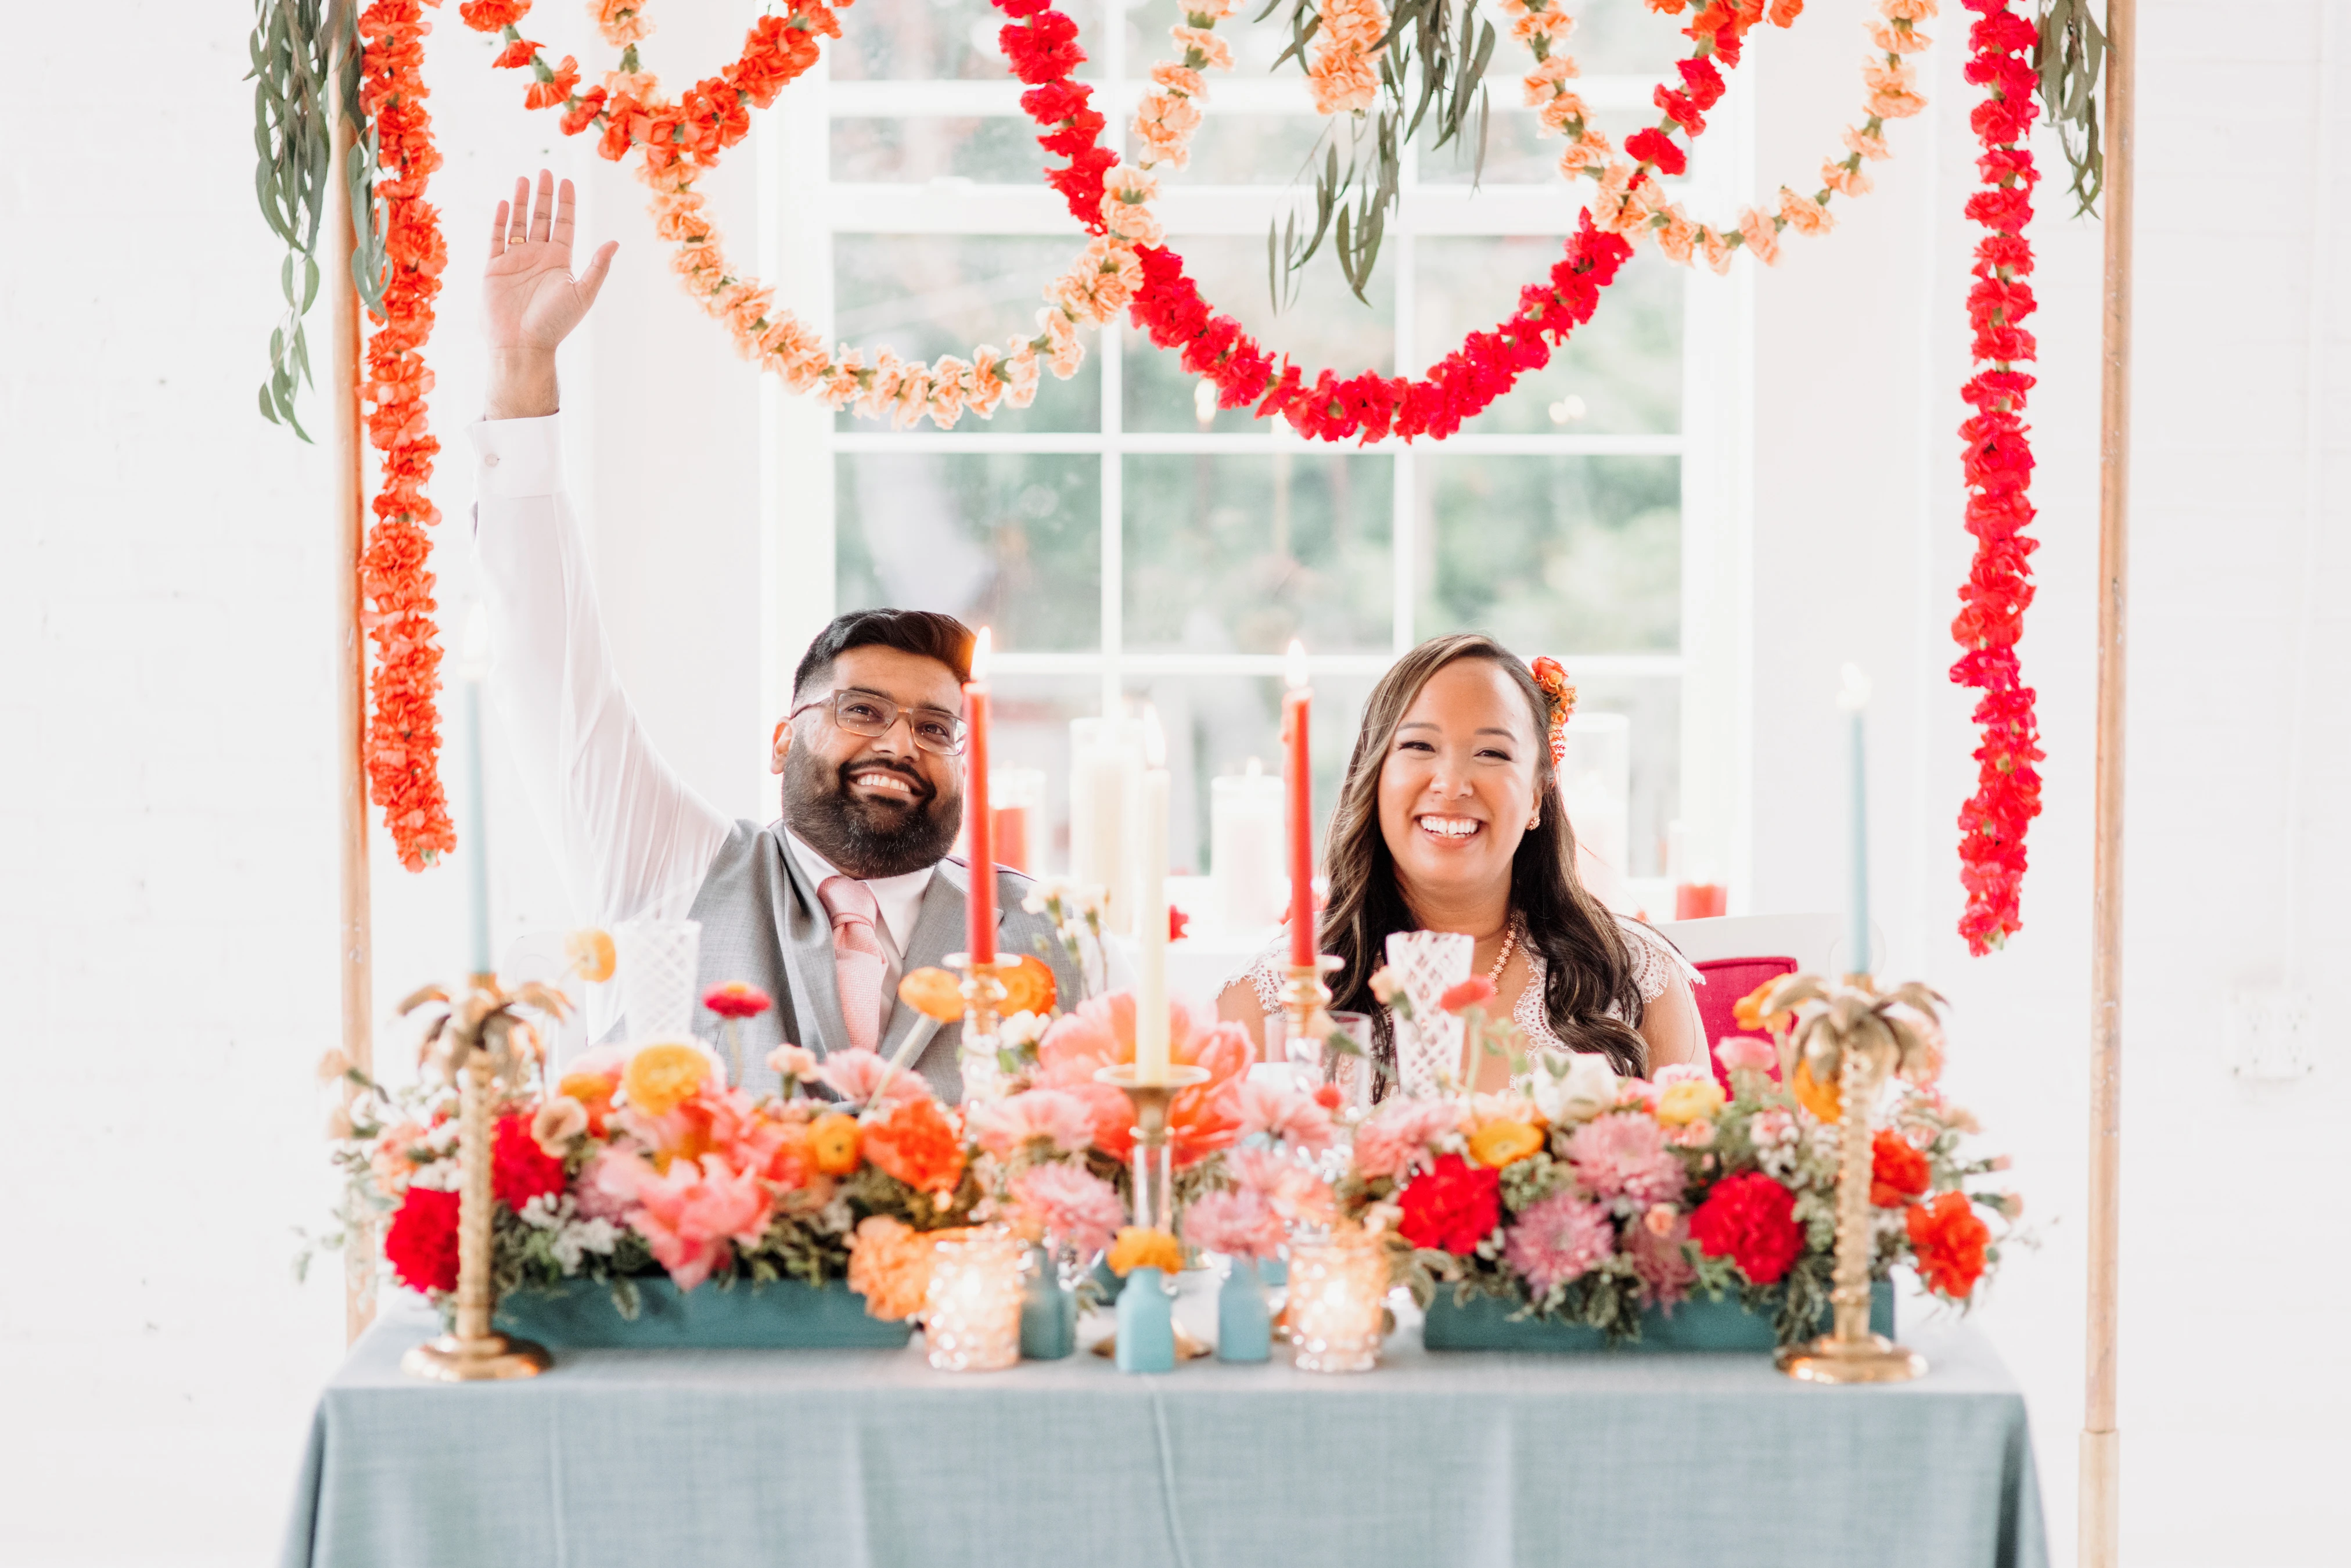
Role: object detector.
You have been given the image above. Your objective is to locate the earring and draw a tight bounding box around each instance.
[1526,812,1540,831]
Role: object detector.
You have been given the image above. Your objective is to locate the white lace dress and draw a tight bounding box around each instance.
[1234,915,1698,1058]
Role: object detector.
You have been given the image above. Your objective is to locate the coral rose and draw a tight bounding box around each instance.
[627,1153,773,1292]
[1033,993,1247,1167]
[1906,1191,1990,1298]
[384,1185,461,1295]
[1394,1152,1502,1255]
[1687,1171,1804,1285]
[859,1095,967,1195]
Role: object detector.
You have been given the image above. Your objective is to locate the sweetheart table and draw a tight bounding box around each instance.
[279,1295,2046,1568]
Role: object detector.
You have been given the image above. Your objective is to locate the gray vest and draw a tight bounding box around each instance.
[672,821,1078,1103]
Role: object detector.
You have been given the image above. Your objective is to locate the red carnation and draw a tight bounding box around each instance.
[1687,1171,1804,1285]
[1623,127,1688,177]
[1870,1131,1932,1207]
[1906,1191,1991,1298]
[1440,976,1496,1015]
[703,981,774,1020]
[1394,1153,1502,1255]
[492,1113,567,1211]
[457,0,530,30]
[384,1185,461,1294]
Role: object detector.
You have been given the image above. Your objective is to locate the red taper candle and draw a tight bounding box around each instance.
[965,629,995,964]
[1283,639,1314,966]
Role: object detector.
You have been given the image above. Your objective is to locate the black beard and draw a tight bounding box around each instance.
[782,746,961,879]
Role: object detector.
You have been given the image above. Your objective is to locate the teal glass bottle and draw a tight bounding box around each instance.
[1216,1257,1271,1362]
[1114,1267,1176,1373]
[1019,1244,1077,1360]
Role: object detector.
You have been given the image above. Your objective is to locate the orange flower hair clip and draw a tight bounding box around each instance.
[1529,656,1578,768]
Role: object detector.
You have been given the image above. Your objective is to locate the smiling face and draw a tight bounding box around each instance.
[1375,657,1543,918]
[772,644,966,879]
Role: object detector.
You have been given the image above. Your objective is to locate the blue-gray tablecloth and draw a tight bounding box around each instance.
[282,1304,2044,1568]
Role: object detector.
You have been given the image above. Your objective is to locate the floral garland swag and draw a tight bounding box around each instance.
[358,0,456,871]
[1950,0,2042,953]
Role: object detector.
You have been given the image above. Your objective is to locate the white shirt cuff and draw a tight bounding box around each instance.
[470,415,565,500]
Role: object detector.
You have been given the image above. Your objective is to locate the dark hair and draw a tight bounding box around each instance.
[1321,633,1649,1081]
[791,609,975,700]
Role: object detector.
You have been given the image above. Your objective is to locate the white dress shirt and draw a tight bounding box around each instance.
[470,414,932,1036]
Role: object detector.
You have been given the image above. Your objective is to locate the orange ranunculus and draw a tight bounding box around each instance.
[1107,1226,1184,1277]
[1791,1055,1842,1123]
[621,1042,710,1116]
[809,1112,861,1175]
[565,927,617,983]
[1731,977,1790,1036]
[1468,1119,1545,1170]
[897,966,966,1023]
[860,1096,966,1194]
[997,953,1058,1017]
[1032,993,1249,1167]
[847,1216,968,1321]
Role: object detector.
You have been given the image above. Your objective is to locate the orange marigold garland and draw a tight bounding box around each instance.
[358,0,456,871]
[1949,0,2043,954]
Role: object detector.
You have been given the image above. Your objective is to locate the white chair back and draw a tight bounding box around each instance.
[1651,912,1845,974]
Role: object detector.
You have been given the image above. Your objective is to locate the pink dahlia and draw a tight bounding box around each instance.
[1564,1111,1687,1206]
[1625,1207,1698,1308]
[1352,1097,1466,1181]
[1234,1076,1337,1153]
[966,1089,1098,1160]
[1008,1161,1124,1258]
[1504,1190,1616,1296]
[1182,1188,1286,1261]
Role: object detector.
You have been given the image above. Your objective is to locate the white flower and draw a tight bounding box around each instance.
[999,1009,1049,1048]
[1533,1051,1618,1124]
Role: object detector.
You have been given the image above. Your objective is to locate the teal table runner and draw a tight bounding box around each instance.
[282,1307,2044,1568]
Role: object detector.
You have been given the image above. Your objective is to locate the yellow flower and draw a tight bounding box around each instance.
[1468,1120,1546,1169]
[810,1112,862,1175]
[1791,1056,1843,1123]
[621,1041,710,1117]
[1655,1078,1727,1126]
[1107,1226,1183,1277]
[565,927,617,984]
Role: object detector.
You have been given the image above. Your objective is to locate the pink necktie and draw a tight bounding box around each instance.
[818,876,886,1055]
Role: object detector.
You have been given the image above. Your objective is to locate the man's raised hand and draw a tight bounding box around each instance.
[483,170,617,419]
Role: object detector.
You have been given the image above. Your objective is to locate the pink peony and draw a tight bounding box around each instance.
[1008,1161,1124,1258]
[626,1153,774,1291]
[1714,1034,1778,1074]
[1504,1190,1616,1296]
[1234,1077,1336,1153]
[1564,1112,1687,1206]
[1182,1188,1286,1260]
[577,1146,643,1222]
[818,1047,926,1106]
[1031,992,1249,1167]
[1351,1098,1466,1181]
[966,1089,1098,1160]
[1228,1145,1336,1229]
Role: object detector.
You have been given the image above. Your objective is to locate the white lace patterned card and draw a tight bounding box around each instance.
[1385,930,1472,1098]
[615,919,702,1043]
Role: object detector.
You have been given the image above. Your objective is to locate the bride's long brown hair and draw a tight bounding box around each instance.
[1320,634,1649,1082]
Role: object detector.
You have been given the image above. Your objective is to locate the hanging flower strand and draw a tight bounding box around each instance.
[459,0,1134,427]
[358,0,456,871]
[1950,0,2043,953]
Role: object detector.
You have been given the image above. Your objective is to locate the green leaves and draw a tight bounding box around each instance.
[2035,0,2107,217]
[1267,0,1492,309]
[249,0,376,440]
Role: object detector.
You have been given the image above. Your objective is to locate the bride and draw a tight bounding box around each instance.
[1218,633,1706,1092]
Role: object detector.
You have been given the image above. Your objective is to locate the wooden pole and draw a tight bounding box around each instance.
[2083,1,2134,1562]
[329,51,377,1348]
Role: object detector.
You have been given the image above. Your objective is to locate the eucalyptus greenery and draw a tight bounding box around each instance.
[2034,0,2107,217]
[248,0,383,440]
[1264,0,1496,307]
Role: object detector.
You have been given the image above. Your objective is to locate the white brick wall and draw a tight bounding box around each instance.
[2,2,2342,1565]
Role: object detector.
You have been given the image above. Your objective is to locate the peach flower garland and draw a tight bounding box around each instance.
[460,0,1135,429]
[1512,0,1934,275]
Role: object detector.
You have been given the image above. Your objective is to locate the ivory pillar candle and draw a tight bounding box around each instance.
[1135,712,1171,1084]
[1069,715,1144,936]
[1210,761,1286,932]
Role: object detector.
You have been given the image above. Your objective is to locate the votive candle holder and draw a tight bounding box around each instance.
[925,1229,1024,1372]
[1288,1229,1386,1373]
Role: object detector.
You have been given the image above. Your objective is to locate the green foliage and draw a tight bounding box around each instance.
[2035,0,2108,217]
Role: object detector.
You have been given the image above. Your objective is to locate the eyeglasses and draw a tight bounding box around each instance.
[788,689,969,756]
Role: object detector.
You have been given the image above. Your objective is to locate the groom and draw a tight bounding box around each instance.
[470,170,1073,1099]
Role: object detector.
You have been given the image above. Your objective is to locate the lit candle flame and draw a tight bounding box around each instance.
[970,627,993,684]
[1285,638,1309,691]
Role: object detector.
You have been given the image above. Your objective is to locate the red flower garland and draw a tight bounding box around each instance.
[357,0,456,872]
[1110,5,1771,444]
[1950,0,2044,954]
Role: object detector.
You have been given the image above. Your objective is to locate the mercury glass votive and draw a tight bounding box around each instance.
[925,1229,1025,1372]
[1288,1229,1387,1373]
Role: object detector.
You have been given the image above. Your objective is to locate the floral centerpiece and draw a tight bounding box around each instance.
[1339,979,2020,1346]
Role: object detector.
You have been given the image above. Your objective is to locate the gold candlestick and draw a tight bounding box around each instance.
[946,952,1020,1098]
[1277,955,1343,1065]
[398,976,563,1383]
[1776,972,1926,1384]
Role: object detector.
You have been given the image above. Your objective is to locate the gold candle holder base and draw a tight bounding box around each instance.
[1096,1062,1212,1237]
[401,1332,552,1382]
[1774,1333,1926,1384]
[1276,956,1343,1063]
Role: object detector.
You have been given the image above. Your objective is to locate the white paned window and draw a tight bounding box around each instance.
[758,0,1749,896]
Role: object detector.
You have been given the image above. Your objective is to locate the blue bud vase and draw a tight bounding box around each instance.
[1019,1245,1076,1361]
[1217,1257,1271,1363]
[1115,1267,1176,1373]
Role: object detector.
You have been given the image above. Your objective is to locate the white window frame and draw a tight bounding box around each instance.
[756,37,1753,898]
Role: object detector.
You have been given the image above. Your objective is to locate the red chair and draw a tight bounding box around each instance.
[1691,956,1796,1092]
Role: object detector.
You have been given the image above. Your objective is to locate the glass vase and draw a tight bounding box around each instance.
[613,919,702,1043]
[1115,1266,1177,1373]
[1289,1230,1386,1373]
[923,1229,1023,1372]
[1217,1257,1271,1363]
[1018,1242,1077,1361]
